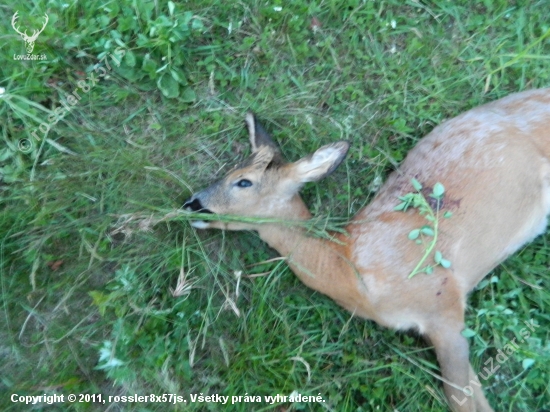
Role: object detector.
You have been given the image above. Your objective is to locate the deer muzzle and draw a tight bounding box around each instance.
[183,197,214,228]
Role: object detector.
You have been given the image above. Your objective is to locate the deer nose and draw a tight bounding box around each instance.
[183,197,202,211]
[183,198,213,214]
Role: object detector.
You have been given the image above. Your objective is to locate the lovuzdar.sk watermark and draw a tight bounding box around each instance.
[14,53,47,61]
[11,11,48,60]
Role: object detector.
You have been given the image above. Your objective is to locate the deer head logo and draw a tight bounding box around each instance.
[11,11,49,54]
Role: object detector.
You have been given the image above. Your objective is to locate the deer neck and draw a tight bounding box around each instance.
[255,197,370,315]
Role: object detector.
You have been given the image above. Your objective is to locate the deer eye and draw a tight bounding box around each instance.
[235,179,253,188]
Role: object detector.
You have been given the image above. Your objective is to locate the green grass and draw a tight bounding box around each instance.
[1,0,550,411]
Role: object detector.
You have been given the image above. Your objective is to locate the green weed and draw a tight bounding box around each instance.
[394,179,452,278]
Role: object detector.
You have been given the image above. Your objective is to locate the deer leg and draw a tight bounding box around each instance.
[425,321,492,412]
[469,365,494,412]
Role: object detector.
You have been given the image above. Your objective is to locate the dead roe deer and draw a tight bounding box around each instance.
[184,88,550,412]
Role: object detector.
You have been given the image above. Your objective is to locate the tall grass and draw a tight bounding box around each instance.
[1,0,549,411]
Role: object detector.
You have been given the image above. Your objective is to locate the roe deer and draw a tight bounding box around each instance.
[183,88,550,412]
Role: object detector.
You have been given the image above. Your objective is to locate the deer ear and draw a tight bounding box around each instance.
[251,145,275,171]
[245,113,281,154]
[292,141,350,183]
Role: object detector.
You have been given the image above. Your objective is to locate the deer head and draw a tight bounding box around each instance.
[11,11,49,54]
[184,113,349,231]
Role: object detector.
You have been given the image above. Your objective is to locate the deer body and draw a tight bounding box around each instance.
[184,88,550,412]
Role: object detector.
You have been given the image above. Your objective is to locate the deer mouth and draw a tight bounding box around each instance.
[183,198,214,228]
